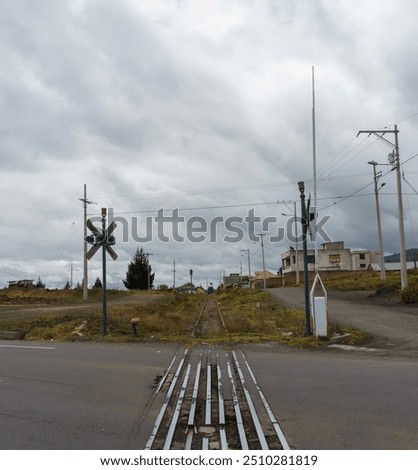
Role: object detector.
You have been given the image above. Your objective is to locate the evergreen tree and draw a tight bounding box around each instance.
[93,277,102,289]
[123,247,155,290]
[64,280,70,289]
[35,276,45,288]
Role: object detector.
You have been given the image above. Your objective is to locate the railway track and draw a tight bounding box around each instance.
[144,297,289,450]
[191,297,226,338]
[145,346,290,450]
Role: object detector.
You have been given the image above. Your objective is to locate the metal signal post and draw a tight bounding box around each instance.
[298,181,312,336]
[85,208,118,336]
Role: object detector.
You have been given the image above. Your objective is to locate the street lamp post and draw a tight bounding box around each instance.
[298,181,312,336]
[368,160,386,281]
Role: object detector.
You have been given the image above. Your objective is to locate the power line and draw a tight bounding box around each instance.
[384,111,418,128]
[317,148,418,212]
[94,201,279,216]
[90,181,291,202]
[45,211,82,282]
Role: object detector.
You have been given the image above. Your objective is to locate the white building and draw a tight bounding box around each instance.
[281,241,381,274]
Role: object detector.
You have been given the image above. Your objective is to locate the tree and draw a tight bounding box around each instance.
[35,276,45,289]
[123,247,155,290]
[64,280,70,290]
[93,277,102,289]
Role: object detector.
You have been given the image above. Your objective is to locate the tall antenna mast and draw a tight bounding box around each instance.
[309,66,328,338]
[312,66,319,271]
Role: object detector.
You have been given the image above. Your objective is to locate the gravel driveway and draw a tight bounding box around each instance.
[268,287,418,357]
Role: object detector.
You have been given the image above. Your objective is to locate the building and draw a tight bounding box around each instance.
[253,271,280,288]
[223,273,252,288]
[7,280,34,289]
[281,241,381,275]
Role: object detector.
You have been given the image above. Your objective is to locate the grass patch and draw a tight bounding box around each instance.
[0,288,368,348]
[0,288,131,305]
[323,271,402,291]
[323,270,418,304]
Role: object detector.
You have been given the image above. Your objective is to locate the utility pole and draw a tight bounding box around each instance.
[240,249,251,287]
[257,234,266,289]
[358,126,407,289]
[368,160,386,281]
[79,184,95,301]
[173,259,176,289]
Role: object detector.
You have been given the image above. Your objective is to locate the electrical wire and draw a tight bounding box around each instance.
[90,201,280,216]
[45,211,82,282]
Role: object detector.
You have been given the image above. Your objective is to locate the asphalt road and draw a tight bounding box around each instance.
[0,341,178,449]
[244,344,418,449]
[0,339,417,450]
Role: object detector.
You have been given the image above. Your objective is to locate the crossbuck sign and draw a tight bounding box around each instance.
[85,219,118,260]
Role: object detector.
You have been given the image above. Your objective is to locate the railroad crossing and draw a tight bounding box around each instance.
[145,346,290,450]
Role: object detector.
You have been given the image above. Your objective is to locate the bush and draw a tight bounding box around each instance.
[400,285,418,304]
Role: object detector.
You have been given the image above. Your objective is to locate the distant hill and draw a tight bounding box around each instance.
[385,248,418,263]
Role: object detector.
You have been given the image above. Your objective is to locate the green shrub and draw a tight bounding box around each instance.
[400,285,418,304]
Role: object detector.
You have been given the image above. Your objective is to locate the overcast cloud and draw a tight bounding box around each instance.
[1,0,418,289]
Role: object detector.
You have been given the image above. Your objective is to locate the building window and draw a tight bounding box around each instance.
[359,253,366,260]
[292,256,296,264]
[360,263,366,268]
[329,254,341,264]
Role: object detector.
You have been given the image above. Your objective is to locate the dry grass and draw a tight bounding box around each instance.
[0,288,368,347]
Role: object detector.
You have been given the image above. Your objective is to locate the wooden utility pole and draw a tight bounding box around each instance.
[79,184,95,301]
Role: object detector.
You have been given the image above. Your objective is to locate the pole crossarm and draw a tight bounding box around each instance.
[357,130,397,150]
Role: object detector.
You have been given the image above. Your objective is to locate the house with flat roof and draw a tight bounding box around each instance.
[281,241,381,275]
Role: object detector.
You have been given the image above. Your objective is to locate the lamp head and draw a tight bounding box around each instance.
[297,181,305,194]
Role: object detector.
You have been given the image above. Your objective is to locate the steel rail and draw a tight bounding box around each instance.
[155,351,178,395]
[216,354,228,450]
[232,351,269,449]
[202,351,212,450]
[191,297,208,337]
[144,349,188,450]
[185,354,203,450]
[188,354,202,427]
[226,358,248,450]
[163,363,191,450]
[240,351,290,450]
[215,300,226,330]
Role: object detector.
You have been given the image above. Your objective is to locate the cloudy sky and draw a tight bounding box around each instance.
[1,0,418,289]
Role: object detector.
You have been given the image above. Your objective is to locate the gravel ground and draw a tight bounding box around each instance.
[268,287,418,358]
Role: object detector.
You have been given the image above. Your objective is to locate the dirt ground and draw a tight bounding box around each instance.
[268,287,418,358]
